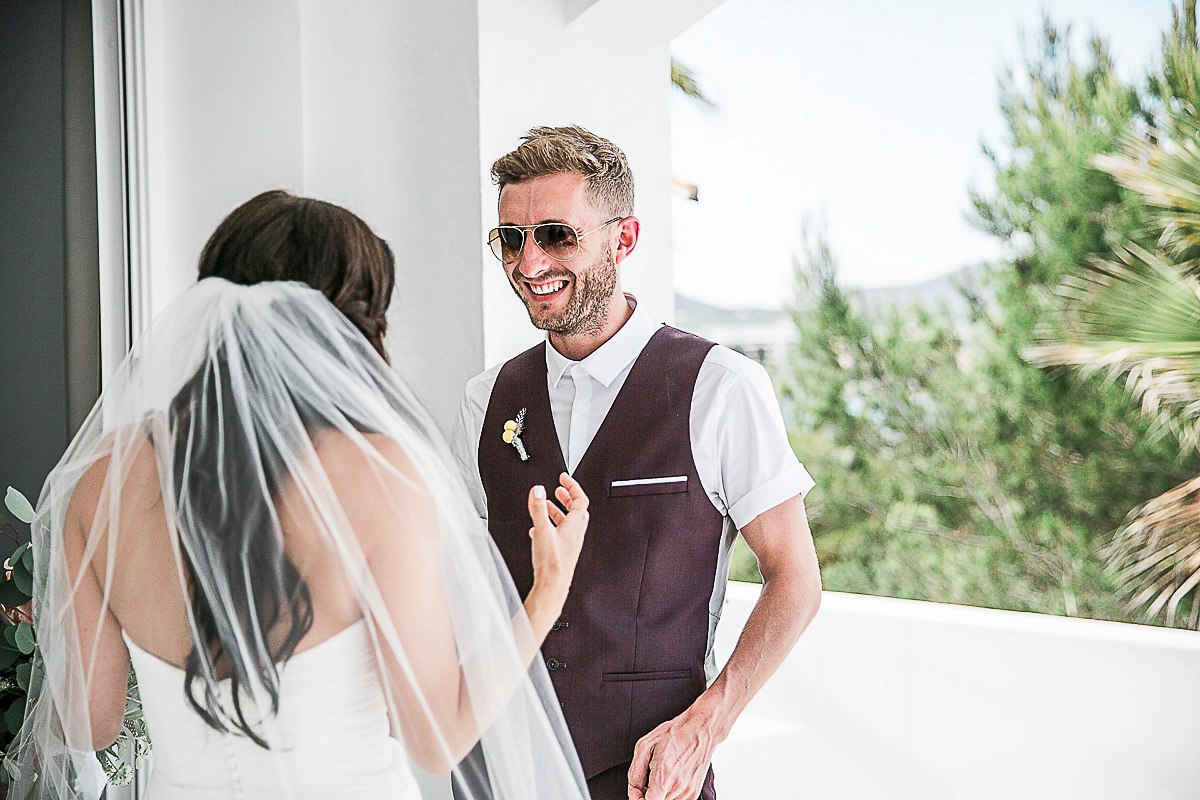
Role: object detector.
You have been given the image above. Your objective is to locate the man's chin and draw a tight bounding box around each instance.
[524,305,579,335]
[522,298,569,332]
[528,312,566,333]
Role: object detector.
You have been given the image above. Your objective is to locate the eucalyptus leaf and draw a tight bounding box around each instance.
[2,490,33,525]
[0,649,19,671]
[12,568,31,598]
[14,623,34,655]
[5,698,24,735]
[18,548,32,572]
[8,544,27,566]
[2,628,15,648]
[15,662,30,692]
[0,580,28,607]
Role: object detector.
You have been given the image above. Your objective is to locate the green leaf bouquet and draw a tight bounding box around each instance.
[0,487,151,788]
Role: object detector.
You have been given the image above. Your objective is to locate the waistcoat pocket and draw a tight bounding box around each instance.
[609,476,688,497]
[602,668,692,683]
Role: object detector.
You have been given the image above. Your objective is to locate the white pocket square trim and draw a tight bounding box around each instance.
[610,476,688,487]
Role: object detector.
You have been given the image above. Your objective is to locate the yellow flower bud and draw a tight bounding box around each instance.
[502,430,516,443]
[504,420,518,432]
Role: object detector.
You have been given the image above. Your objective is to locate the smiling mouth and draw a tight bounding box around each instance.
[528,279,569,297]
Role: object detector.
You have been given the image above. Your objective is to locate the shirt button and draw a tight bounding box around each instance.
[551,620,563,631]
[546,657,562,671]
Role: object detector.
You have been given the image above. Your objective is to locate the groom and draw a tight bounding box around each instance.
[450,126,821,800]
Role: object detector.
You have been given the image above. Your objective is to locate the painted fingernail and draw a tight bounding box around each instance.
[533,485,546,499]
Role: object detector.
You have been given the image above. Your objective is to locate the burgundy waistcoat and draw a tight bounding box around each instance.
[478,326,724,779]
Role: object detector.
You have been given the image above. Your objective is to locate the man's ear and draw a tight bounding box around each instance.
[613,216,640,266]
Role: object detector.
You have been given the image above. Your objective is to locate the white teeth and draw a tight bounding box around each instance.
[531,280,566,296]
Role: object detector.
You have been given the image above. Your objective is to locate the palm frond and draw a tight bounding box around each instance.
[670,58,715,108]
[1093,104,1200,256]
[1027,242,1200,450]
[1104,475,1200,627]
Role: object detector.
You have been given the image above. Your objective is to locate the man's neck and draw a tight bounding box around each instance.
[548,293,634,362]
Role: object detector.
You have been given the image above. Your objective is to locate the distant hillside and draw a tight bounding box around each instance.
[675,293,786,327]
[852,265,985,319]
[675,266,988,370]
[676,265,985,325]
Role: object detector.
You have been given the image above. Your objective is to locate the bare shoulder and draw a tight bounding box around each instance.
[309,429,423,487]
[304,429,438,550]
[65,431,160,542]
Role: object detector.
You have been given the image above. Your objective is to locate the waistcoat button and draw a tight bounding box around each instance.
[546,657,562,671]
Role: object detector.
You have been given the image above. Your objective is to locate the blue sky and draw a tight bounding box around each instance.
[670,0,1173,308]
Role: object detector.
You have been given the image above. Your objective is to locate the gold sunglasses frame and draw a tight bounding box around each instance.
[487,217,624,263]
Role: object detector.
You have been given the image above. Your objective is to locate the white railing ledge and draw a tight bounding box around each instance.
[722,582,1200,649]
[713,582,1200,800]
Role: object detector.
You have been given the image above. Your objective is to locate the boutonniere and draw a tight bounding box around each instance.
[502,408,530,461]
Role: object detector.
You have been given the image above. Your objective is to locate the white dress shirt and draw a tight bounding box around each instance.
[449,296,814,680]
[449,296,814,530]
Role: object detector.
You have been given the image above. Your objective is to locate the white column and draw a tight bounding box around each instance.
[298,0,485,426]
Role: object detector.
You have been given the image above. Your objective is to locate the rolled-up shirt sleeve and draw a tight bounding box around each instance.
[696,350,814,530]
[448,367,500,521]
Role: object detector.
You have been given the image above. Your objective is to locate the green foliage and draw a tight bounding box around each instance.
[0,488,39,776]
[1022,6,1200,626]
[971,20,1150,288]
[95,670,150,786]
[0,487,152,784]
[670,58,715,108]
[782,15,1200,623]
[1150,0,1200,113]
[728,534,762,583]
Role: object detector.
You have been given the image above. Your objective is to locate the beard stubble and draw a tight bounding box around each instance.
[516,248,618,339]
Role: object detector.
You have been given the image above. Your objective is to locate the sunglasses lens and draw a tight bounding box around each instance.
[534,224,579,260]
[489,228,526,262]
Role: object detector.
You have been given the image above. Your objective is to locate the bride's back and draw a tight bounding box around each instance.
[70,428,382,674]
[66,427,424,799]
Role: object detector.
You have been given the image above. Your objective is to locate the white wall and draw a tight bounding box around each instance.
[123,0,723,428]
[297,0,485,417]
[138,0,306,328]
[713,585,1200,799]
[134,1,484,421]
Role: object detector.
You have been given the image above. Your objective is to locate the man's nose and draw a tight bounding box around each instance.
[513,234,556,279]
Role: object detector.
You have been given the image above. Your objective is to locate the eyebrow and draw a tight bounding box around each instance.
[497,218,573,227]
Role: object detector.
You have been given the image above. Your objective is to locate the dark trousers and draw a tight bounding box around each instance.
[586,762,716,800]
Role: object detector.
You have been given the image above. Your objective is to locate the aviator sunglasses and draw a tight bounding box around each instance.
[487,217,624,264]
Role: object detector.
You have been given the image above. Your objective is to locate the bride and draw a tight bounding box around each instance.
[11,191,591,799]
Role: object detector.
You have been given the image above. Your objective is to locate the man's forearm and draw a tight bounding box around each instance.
[689,568,820,739]
[626,495,820,799]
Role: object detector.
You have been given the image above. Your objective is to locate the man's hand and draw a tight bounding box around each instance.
[626,708,719,800]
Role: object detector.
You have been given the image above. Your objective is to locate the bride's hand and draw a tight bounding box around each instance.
[527,472,589,601]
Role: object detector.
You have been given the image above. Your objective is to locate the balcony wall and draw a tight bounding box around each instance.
[712,584,1200,800]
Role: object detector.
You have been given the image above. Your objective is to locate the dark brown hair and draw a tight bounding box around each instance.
[179,190,393,745]
[198,190,396,360]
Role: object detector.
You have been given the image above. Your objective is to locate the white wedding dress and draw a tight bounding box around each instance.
[124,620,422,799]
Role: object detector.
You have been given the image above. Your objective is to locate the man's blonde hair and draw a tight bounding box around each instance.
[491,125,635,217]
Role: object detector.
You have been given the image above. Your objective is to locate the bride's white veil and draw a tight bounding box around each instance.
[10,273,588,799]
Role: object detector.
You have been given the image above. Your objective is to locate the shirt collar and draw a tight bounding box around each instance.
[545,294,661,388]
